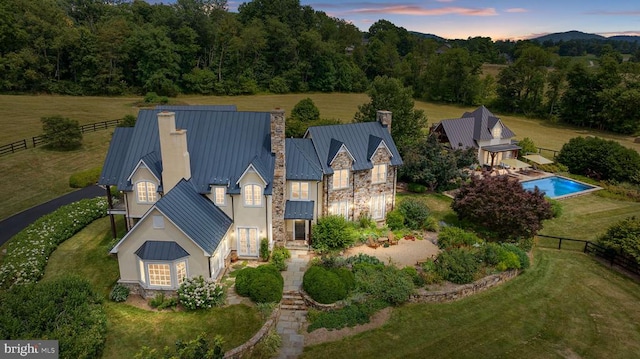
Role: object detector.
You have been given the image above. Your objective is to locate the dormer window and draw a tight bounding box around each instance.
[332,169,349,189]
[213,187,226,206]
[372,164,387,184]
[243,184,262,206]
[136,181,157,203]
[492,125,502,139]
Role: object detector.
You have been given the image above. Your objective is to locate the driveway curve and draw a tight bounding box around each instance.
[0,185,106,247]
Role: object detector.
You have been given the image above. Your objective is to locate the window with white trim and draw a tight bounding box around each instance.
[147,263,171,287]
[330,201,349,219]
[291,182,309,200]
[243,184,262,206]
[213,187,226,206]
[136,181,157,203]
[371,194,386,220]
[176,261,187,285]
[371,164,387,184]
[332,169,349,189]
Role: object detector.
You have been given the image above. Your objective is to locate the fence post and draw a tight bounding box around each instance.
[32,137,37,147]
[558,238,562,250]
[584,241,588,253]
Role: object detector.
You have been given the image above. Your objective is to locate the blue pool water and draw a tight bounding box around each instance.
[521,176,596,199]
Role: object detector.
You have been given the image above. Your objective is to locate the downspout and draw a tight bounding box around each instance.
[392,167,397,210]
[106,185,117,239]
[265,193,269,244]
[351,170,355,221]
[124,191,130,231]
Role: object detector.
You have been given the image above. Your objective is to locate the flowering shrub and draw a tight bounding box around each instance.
[178,276,225,310]
[0,197,108,289]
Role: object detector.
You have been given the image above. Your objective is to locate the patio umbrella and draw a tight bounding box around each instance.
[500,158,531,169]
[523,154,553,165]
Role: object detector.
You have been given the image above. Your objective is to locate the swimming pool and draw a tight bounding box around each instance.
[520,176,599,199]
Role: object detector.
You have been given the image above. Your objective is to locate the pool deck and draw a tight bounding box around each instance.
[445,170,601,200]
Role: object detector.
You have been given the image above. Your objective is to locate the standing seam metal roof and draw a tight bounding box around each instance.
[135,241,189,261]
[99,127,135,185]
[109,109,274,194]
[285,138,323,181]
[155,179,232,255]
[435,106,516,150]
[306,122,402,174]
[284,201,315,220]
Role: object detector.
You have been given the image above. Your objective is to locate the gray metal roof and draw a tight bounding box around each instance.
[155,179,232,255]
[482,143,521,152]
[156,105,237,112]
[286,138,323,180]
[103,109,274,194]
[135,241,189,261]
[139,151,163,182]
[367,135,384,160]
[99,127,134,185]
[434,106,516,150]
[284,201,315,220]
[306,122,402,174]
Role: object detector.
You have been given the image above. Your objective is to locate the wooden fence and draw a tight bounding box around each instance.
[536,234,640,276]
[0,119,120,156]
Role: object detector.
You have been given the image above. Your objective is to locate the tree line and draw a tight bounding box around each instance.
[1,0,639,135]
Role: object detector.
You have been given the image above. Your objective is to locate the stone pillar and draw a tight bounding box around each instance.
[377,110,392,134]
[270,109,286,245]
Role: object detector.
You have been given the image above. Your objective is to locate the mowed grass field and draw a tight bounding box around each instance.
[302,249,640,359]
[1,93,640,221]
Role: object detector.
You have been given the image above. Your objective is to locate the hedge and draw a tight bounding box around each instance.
[303,265,349,304]
[234,265,283,303]
[69,167,102,188]
[0,197,108,289]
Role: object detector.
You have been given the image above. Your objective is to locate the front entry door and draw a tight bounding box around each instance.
[238,227,258,257]
[294,220,306,240]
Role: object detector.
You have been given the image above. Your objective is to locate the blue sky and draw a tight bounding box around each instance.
[222,0,640,40]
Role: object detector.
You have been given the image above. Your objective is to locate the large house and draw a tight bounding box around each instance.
[431,106,519,168]
[99,106,402,296]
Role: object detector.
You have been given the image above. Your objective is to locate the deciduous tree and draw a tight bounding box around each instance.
[451,175,552,242]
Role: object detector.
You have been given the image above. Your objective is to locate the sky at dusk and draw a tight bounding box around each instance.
[222,0,640,40]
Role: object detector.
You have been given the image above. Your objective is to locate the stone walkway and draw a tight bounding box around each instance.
[276,249,312,359]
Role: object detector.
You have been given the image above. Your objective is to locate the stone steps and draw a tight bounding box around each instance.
[284,241,309,251]
[281,291,307,311]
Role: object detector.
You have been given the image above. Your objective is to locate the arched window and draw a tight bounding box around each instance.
[136,181,157,203]
[243,184,262,206]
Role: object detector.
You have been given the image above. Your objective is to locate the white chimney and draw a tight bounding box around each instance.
[158,111,191,193]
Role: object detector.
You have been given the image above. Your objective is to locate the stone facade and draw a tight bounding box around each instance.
[377,110,392,134]
[270,110,286,245]
[325,145,397,222]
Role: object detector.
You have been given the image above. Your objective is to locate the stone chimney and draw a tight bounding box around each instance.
[377,110,392,134]
[158,111,191,193]
[270,109,286,244]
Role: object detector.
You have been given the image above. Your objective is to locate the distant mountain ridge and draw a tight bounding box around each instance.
[408,31,446,42]
[533,30,640,43]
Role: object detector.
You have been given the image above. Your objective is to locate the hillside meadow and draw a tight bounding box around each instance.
[1,93,640,221]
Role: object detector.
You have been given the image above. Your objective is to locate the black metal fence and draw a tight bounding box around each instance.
[537,234,640,276]
[0,119,120,156]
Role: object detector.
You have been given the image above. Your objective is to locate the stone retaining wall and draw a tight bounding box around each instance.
[224,307,280,358]
[409,269,520,303]
[299,289,345,311]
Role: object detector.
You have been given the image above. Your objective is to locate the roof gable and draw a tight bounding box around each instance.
[111,179,232,256]
[367,135,392,160]
[306,122,402,174]
[127,151,162,184]
[328,139,355,167]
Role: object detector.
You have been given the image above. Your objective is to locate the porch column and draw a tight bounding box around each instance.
[106,185,117,239]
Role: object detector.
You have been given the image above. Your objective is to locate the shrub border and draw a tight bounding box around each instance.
[410,269,520,303]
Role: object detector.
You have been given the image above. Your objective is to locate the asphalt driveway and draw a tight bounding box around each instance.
[0,185,106,247]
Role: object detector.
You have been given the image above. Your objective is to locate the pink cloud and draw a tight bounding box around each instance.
[505,8,528,13]
[597,31,640,37]
[346,5,497,16]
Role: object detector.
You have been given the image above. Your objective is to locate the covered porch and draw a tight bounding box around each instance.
[284,201,314,246]
[481,143,521,168]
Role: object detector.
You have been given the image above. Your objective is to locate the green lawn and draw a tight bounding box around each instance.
[302,249,640,359]
[539,194,640,240]
[42,216,263,358]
